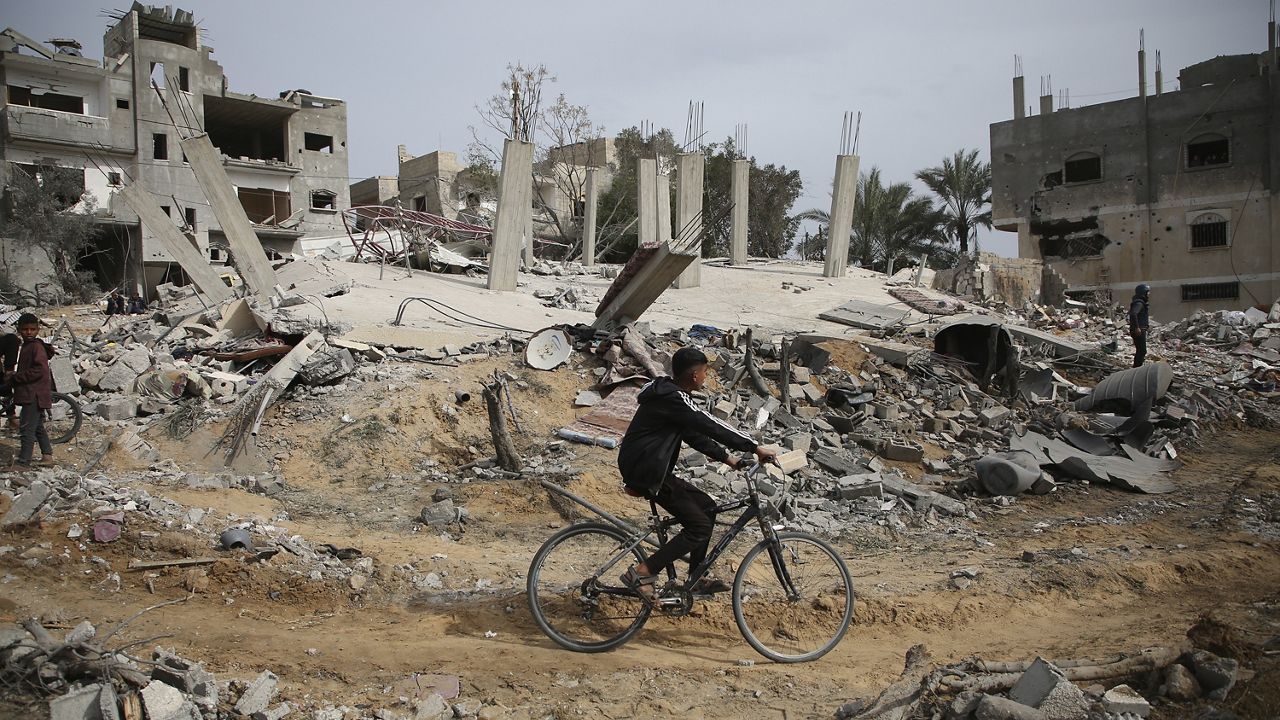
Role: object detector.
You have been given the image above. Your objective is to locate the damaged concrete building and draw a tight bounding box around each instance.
[990,22,1280,320]
[0,3,351,295]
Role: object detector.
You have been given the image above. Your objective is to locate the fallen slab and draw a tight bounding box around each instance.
[1010,430,1179,494]
[819,299,910,331]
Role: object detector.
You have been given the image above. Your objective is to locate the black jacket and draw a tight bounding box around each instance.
[617,377,758,496]
[1129,295,1149,333]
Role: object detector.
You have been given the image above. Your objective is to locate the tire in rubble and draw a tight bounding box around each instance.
[527,522,652,652]
[47,392,84,445]
[732,531,854,663]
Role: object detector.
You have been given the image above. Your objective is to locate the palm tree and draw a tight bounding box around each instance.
[916,149,992,256]
[795,167,945,269]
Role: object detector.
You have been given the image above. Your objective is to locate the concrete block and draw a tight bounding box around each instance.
[92,397,139,421]
[251,702,293,720]
[787,383,807,401]
[204,371,248,397]
[922,418,947,433]
[48,682,119,720]
[783,433,812,452]
[142,680,200,720]
[50,356,79,396]
[420,500,458,528]
[1035,678,1089,720]
[980,405,1011,427]
[152,648,218,714]
[1009,658,1066,708]
[215,298,262,338]
[1101,684,1150,718]
[791,367,811,383]
[712,400,735,419]
[1160,663,1201,700]
[78,365,106,390]
[2,481,51,527]
[1189,649,1238,700]
[775,449,808,474]
[234,670,279,716]
[881,440,923,462]
[873,402,900,420]
[801,383,824,403]
[835,478,882,500]
[975,694,1047,720]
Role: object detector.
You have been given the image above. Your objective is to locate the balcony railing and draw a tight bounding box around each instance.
[1,105,132,153]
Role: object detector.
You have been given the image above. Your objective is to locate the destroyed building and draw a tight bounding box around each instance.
[990,20,1280,321]
[0,3,351,295]
[349,138,616,247]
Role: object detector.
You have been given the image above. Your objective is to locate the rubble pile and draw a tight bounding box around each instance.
[836,639,1249,720]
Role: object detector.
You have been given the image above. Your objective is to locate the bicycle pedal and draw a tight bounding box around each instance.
[656,596,683,608]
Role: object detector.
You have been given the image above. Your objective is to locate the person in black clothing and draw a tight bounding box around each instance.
[0,332,19,431]
[616,347,776,602]
[1129,284,1151,368]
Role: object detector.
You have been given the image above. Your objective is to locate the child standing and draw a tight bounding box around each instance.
[5,314,54,469]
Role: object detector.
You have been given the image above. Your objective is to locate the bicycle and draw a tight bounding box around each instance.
[527,461,854,663]
[2,391,83,445]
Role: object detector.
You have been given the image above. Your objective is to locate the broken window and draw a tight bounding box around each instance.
[237,187,290,224]
[304,132,334,153]
[1186,134,1230,168]
[1063,152,1102,183]
[160,205,171,217]
[184,207,197,231]
[204,95,288,162]
[310,190,336,210]
[412,196,427,212]
[178,66,190,91]
[6,86,85,114]
[1189,213,1228,248]
[153,133,168,160]
[149,62,165,89]
[116,98,130,110]
[107,171,122,187]
[1181,281,1238,302]
[1040,169,1062,189]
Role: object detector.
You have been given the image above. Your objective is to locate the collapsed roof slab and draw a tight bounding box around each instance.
[181,133,278,302]
[117,182,233,305]
[818,299,910,331]
[593,242,696,330]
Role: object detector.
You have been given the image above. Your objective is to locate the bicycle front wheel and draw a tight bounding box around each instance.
[527,522,651,653]
[47,392,83,444]
[733,532,854,663]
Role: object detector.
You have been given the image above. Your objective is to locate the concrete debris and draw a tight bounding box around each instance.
[233,670,279,716]
[2,481,52,526]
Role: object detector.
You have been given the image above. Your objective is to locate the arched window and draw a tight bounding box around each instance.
[1063,151,1102,183]
[1189,212,1228,248]
[1186,133,1229,168]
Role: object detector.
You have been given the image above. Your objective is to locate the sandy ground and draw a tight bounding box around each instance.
[2,337,1278,719]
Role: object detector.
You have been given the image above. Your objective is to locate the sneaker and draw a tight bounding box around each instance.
[690,577,731,595]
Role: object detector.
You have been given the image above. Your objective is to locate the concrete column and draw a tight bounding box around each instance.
[179,133,276,301]
[1138,48,1147,101]
[637,158,658,246]
[523,206,535,267]
[1155,67,1163,97]
[487,139,534,291]
[582,168,598,266]
[729,159,749,265]
[674,152,705,288]
[1039,94,1053,115]
[822,154,860,278]
[118,182,232,304]
[1013,76,1025,120]
[656,172,672,242]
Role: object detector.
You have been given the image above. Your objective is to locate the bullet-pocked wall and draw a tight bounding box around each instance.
[991,51,1279,321]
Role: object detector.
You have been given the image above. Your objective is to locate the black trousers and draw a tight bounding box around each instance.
[18,403,51,464]
[1132,331,1146,368]
[644,475,717,576]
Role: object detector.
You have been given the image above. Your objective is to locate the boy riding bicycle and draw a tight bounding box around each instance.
[616,346,775,602]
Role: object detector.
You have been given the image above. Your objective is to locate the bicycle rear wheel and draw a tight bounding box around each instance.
[732,531,854,662]
[527,522,652,653]
[46,392,83,445]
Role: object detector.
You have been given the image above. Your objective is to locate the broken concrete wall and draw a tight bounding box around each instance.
[933,252,1044,306]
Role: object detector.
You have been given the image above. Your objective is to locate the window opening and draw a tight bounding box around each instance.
[303,132,334,153]
[184,207,197,230]
[178,66,190,91]
[310,190,336,210]
[1063,152,1102,183]
[153,133,168,160]
[1181,282,1238,302]
[412,195,427,212]
[1190,213,1228,248]
[107,172,122,187]
[6,86,85,114]
[116,98,130,110]
[1186,134,1229,168]
[160,205,171,217]
[149,61,165,89]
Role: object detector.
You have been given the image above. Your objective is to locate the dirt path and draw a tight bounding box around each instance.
[5,421,1279,719]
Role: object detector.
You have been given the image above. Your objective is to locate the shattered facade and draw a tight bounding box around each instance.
[990,31,1280,321]
[0,4,351,295]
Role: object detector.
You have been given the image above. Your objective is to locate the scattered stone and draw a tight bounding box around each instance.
[2,481,52,527]
[1101,684,1150,717]
[1160,662,1201,701]
[1189,649,1239,700]
[234,670,279,716]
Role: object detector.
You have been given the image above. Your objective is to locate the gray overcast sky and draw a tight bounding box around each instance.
[8,0,1268,256]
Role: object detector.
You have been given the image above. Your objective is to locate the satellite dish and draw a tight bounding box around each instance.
[525,327,571,371]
